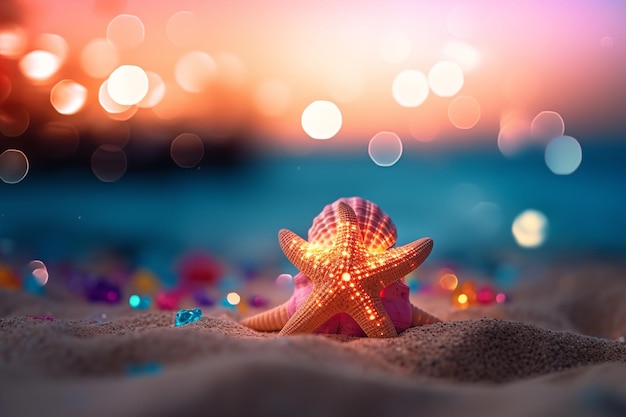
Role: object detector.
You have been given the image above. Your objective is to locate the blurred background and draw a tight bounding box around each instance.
[0,0,624,309]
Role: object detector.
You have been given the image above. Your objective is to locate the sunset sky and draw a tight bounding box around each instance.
[1,0,624,157]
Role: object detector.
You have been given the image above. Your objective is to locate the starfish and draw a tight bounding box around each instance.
[277,202,433,338]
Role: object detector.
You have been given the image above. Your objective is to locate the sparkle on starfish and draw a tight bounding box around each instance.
[277,202,433,338]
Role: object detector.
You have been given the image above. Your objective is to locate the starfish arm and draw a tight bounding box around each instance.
[333,202,366,251]
[240,301,290,332]
[368,237,433,288]
[279,295,339,336]
[347,296,397,338]
[278,229,320,278]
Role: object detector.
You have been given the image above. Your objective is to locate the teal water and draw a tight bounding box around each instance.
[1,143,624,272]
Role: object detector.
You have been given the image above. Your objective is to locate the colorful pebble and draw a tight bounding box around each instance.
[129,294,151,309]
[175,308,202,326]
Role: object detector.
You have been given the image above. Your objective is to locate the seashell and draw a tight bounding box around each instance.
[240,197,440,336]
[307,197,397,253]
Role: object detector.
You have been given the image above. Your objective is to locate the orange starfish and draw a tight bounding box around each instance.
[277,202,434,338]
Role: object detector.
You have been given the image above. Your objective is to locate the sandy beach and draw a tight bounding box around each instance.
[1,260,625,417]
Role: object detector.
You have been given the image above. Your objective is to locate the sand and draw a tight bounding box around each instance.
[1,260,626,417]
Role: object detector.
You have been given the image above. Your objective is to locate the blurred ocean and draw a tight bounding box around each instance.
[1,141,624,275]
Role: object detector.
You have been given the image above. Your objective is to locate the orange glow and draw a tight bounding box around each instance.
[0,24,27,58]
[254,80,291,117]
[81,38,119,79]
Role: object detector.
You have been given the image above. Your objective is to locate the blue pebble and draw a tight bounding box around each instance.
[129,294,151,310]
[175,308,202,327]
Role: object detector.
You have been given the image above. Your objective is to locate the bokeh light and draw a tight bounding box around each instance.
[106,14,145,50]
[81,38,119,78]
[27,260,48,286]
[226,291,241,305]
[107,106,138,122]
[19,50,61,82]
[34,33,68,65]
[448,95,481,129]
[0,107,29,137]
[544,135,582,175]
[254,79,291,117]
[497,117,531,158]
[0,149,29,184]
[107,65,149,106]
[50,80,87,115]
[442,40,481,72]
[0,24,27,58]
[512,209,548,248]
[175,51,217,93]
[368,131,403,167]
[91,145,127,182]
[428,61,464,97]
[166,11,199,47]
[378,31,411,63]
[137,72,165,108]
[275,273,293,287]
[531,111,565,141]
[438,270,459,291]
[170,133,204,168]
[392,70,429,107]
[301,100,342,140]
[99,80,131,114]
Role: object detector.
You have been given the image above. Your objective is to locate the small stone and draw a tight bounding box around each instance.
[156,291,180,310]
[85,278,121,304]
[129,294,151,309]
[248,295,268,308]
[175,308,202,326]
[192,289,215,307]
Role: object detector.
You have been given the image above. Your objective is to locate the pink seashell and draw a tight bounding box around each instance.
[308,197,397,253]
[241,197,439,336]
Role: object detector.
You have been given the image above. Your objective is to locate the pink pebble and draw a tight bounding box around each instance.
[156,291,181,310]
[477,286,496,304]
